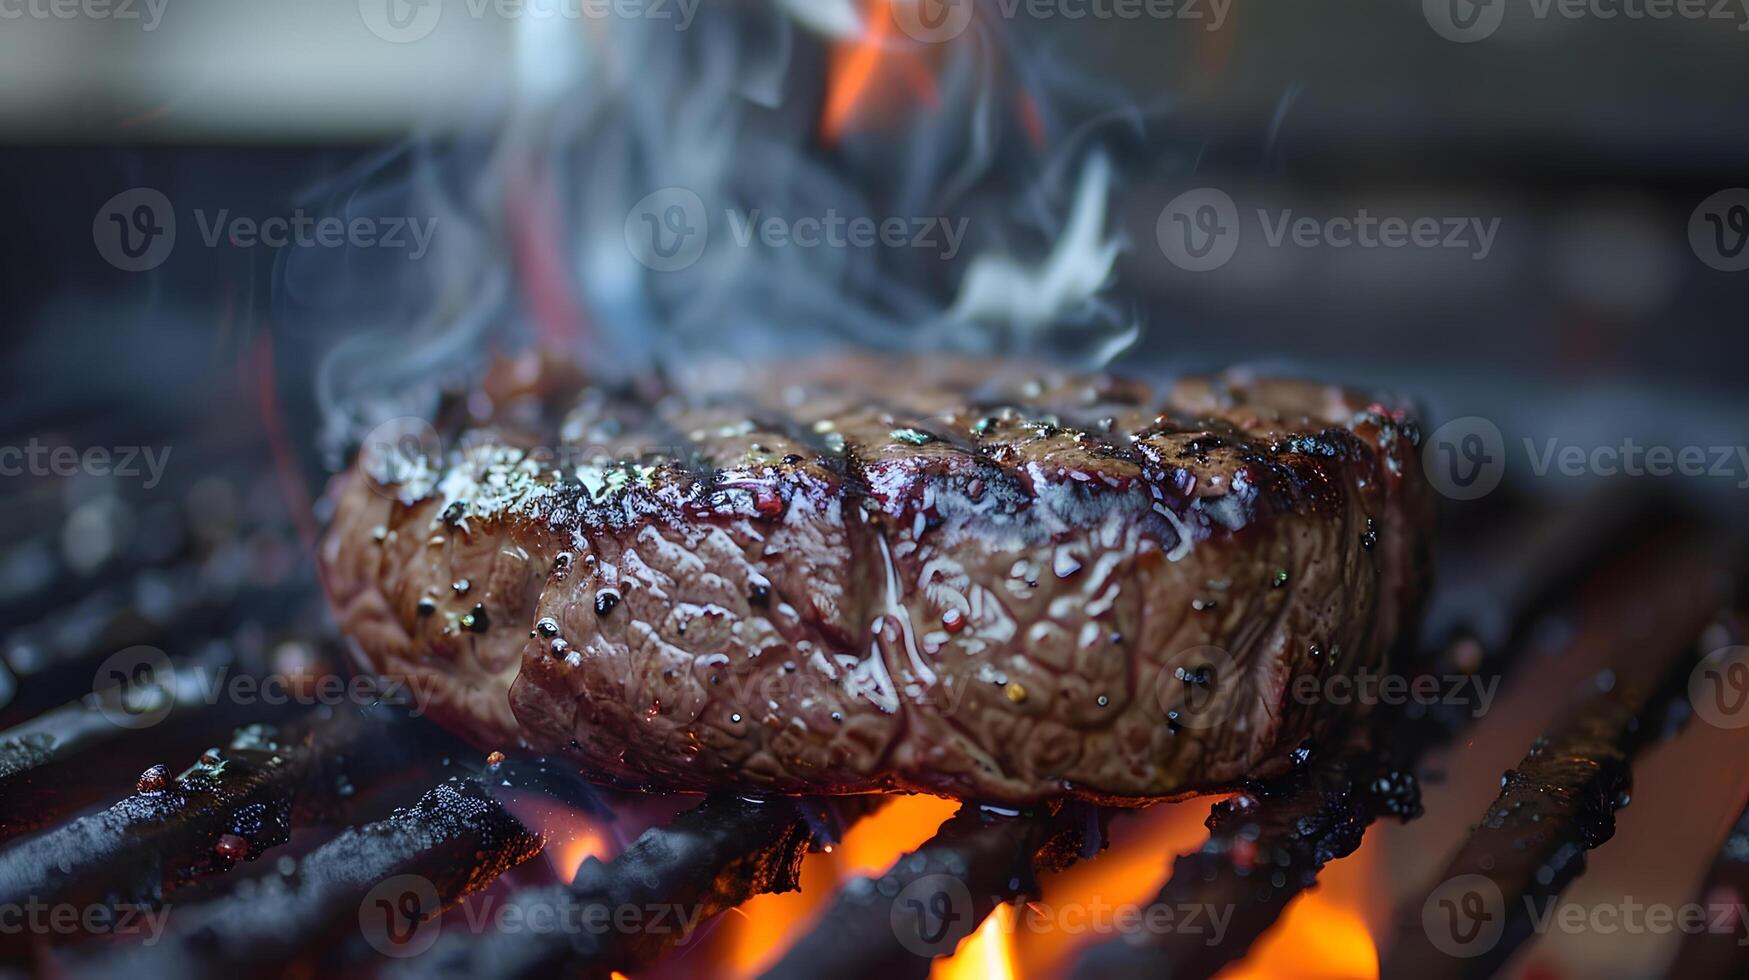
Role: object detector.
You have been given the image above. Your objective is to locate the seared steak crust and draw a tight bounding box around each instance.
[320,357,1430,804]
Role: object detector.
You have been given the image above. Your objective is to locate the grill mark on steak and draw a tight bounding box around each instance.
[320,356,1431,804]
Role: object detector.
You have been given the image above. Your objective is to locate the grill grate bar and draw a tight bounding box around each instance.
[1072,750,1416,980]
[398,794,874,979]
[0,706,423,939]
[762,802,1106,980]
[1381,551,1733,979]
[68,777,542,978]
[1071,508,1719,980]
[0,666,222,844]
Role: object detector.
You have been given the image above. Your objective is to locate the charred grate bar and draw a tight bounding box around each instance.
[1382,560,1735,978]
[398,794,873,979]
[1072,750,1418,980]
[0,666,226,843]
[0,462,1742,980]
[762,802,1106,980]
[1072,520,1727,980]
[0,704,428,947]
[67,777,541,978]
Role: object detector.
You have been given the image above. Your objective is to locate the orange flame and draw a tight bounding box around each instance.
[725,794,960,977]
[822,0,942,141]
[1012,801,1216,976]
[1217,832,1382,980]
[934,903,1018,980]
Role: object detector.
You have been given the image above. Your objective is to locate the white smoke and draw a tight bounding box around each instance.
[313,0,1141,454]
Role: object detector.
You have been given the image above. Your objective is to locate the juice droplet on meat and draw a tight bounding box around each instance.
[136,764,169,793]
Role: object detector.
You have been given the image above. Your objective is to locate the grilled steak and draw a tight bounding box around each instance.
[320,355,1431,804]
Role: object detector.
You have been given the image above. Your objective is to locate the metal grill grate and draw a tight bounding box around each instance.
[1,440,1744,980]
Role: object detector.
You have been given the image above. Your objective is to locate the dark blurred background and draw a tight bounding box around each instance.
[3,0,1747,514]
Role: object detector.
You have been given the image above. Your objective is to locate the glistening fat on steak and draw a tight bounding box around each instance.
[320,356,1431,804]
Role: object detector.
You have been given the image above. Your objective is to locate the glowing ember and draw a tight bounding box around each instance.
[497,791,611,883]
[932,902,1018,980]
[552,827,610,884]
[725,794,959,977]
